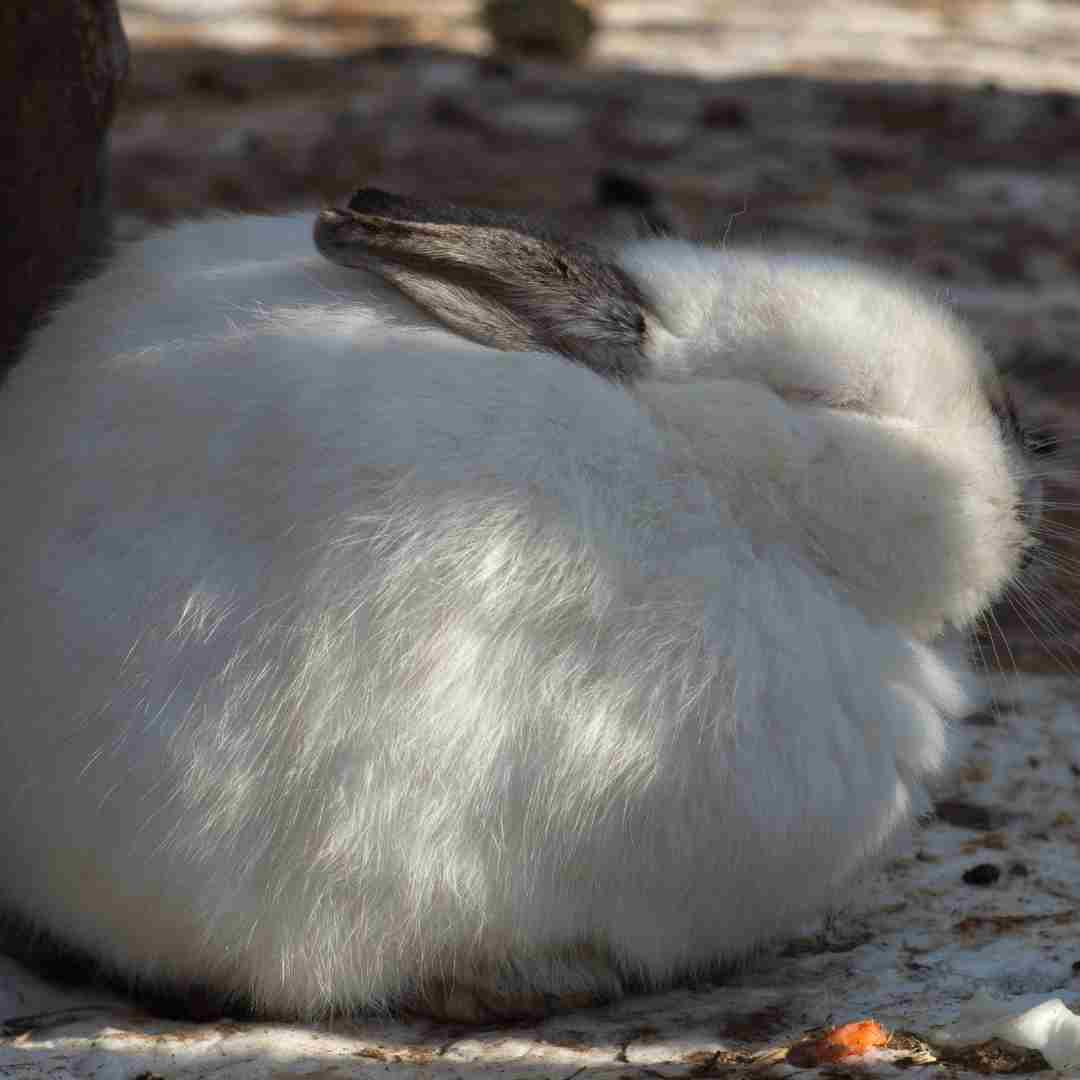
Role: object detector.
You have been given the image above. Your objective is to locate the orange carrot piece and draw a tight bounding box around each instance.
[787,1019,890,1067]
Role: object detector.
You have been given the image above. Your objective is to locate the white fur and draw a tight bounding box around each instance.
[0,211,1028,1017]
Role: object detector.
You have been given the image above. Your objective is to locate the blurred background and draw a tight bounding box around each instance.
[122,0,1080,86]
[112,0,1080,227]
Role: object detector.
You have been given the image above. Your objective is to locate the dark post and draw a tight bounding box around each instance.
[0,1,129,363]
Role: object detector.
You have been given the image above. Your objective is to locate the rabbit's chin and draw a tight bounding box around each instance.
[637,377,1027,639]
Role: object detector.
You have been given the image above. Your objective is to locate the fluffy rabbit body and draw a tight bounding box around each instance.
[0,192,1030,1019]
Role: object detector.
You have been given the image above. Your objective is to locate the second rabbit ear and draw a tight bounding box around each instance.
[315,188,651,378]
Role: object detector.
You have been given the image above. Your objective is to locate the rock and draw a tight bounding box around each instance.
[0,0,128,364]
[482,0,596,62]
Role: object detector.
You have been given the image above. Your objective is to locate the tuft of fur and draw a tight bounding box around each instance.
[0,195,1032,1018]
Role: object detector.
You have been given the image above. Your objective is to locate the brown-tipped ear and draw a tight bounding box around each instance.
[314,188,651,378]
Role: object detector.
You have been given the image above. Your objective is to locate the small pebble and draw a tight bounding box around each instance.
[474,56,515,80]
[429,97,480,129]
[962,863,1001,887]
[935,799,998,831]
[701,99,749,129]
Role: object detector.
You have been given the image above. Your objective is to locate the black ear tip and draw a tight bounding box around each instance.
[594,170,656,210]
[346,187,401,213]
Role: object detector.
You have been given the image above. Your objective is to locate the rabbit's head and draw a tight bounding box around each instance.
[316,190,1033,639]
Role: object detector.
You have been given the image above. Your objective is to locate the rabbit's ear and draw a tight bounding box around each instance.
[315,188,650,378]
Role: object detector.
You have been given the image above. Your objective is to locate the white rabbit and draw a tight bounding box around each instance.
[0,189,1034,1022]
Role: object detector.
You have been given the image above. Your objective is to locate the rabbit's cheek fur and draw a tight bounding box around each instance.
[635,377,826,556]
[794,410,1026,636]
[637,381,1025,636]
